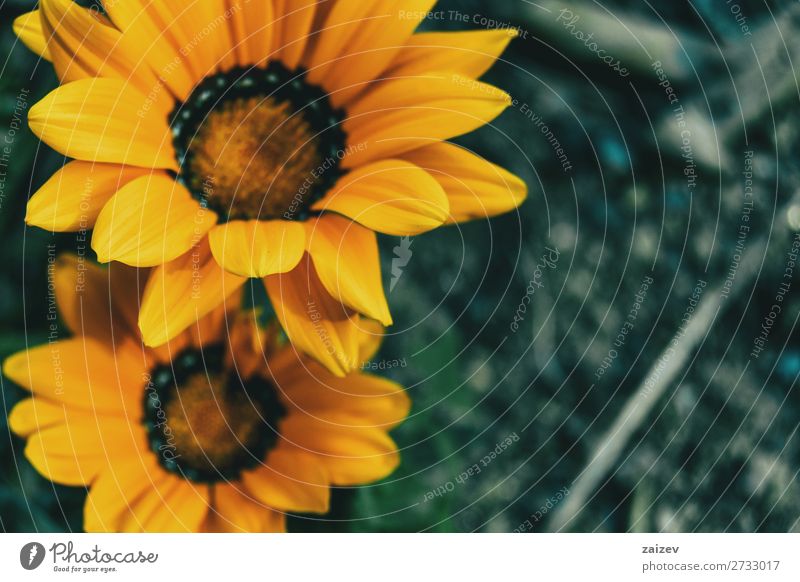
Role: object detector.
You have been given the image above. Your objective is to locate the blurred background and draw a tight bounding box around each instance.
[1,0,800,532]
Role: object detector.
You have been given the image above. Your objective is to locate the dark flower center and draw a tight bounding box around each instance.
[143,344,286,483]
[170,63,347,222]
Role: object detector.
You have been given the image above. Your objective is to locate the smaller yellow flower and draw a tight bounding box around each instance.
[4,255,408,532]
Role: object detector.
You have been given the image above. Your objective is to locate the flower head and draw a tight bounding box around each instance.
[4,255,408,532]
[17,0,527,375]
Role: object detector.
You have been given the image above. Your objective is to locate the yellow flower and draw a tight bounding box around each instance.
[3,255,408,532]
[16,0,527,376]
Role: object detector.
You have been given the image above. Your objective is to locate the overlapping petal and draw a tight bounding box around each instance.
[312,160,449,235]
[3,338,144,415]
[40,0,167,110]
[306,0,436,106]
[282,361,410,430]
[281,416,401,485]
[207,484,286,532]
[343,73,512,166]
[92,174,217,267]
[23,418,143,487]
[84,454,163,532]
[272,0,319,69]
[227,0,275,66]
[54,254,144,348]
[265,254,362,377]
[399,142,528,223]
[28,78,177,169]
[208,219,305,278]
[26,161,150,232]
[385,29,518,79]
[305,214,391,325]
[242,445,330,513]
[139,238,246,347]
[103,0,201,99]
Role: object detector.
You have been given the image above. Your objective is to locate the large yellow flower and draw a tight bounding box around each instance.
[16,0,527,376]
[4,255,409,532]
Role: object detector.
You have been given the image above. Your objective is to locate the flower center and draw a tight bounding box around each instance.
[170,63,347,222]
[143,345,286,483]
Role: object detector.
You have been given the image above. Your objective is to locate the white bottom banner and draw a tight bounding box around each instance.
[1,533,797,581]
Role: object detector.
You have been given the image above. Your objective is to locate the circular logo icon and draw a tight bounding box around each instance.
[20,542,46,570]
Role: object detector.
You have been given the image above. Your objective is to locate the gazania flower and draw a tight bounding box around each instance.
[4,255,409,532]
[16,0,527,376]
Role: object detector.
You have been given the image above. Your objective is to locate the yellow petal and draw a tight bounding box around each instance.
[227,0,274,66]
[272,0,318,69]
[31,419,143,457]
[28,78,177,169]
[26,161,151,232]
[103,0,199,99]
[281,417,401,485]
[139,480,210,533]
[13,11,50,60]
[208,220,305,278]
[3,339,145,415]
[224,311,265,378]
[358,318,385,364]
[209,484,286,532]
[166,0,241,76]
[265,255,361,377]
[264,341,308,386]
[84,456,161,532]
[399,142,527,223]
[312,160,448,236]
[305,214,391,325]
[116,474,209,533]
[387,29,517,80]
[25,421,141,487]
[267,321,389,391]
[139,238,246,347]
[193,0,239,72]
[284,363,410,429]
[8,398,69,438]
[92,174,217,267]
[40,0,166,110]
[25,441,105,486]
[53,255,112,341]
[306,0,436,107]
[112,470,174,531]
[343,73,511,166]
[242,446,330,513]
[54,254,144,347]
[170,0,239,76]
[106,259,150,343]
